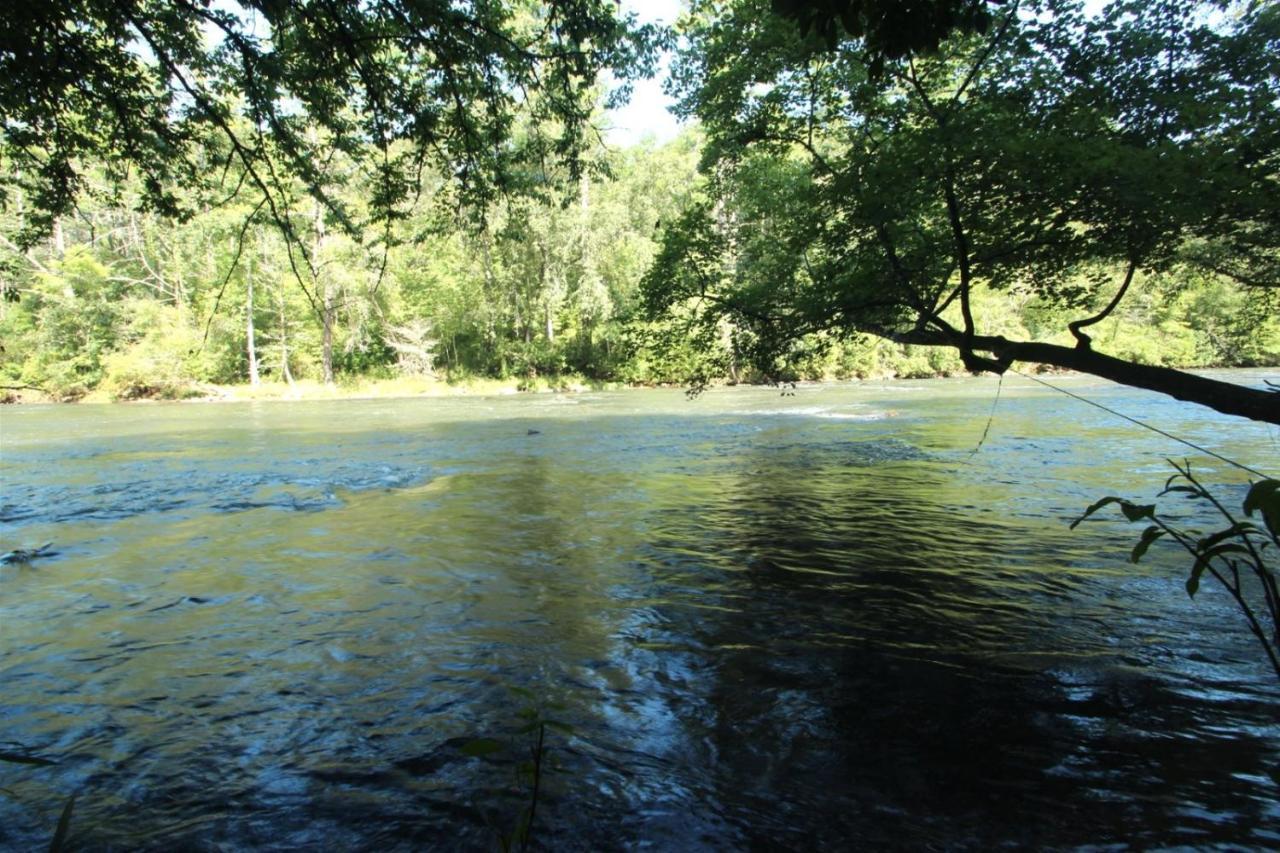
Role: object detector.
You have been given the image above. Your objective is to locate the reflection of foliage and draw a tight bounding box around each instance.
[1074,462,1280,680]
[459,687,576,852]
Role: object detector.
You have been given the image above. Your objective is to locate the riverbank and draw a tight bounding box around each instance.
[0,374,627,405]
[3,363,1273,406]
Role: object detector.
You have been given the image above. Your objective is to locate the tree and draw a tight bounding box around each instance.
[647,0,1280,423]
[0,1,658,249]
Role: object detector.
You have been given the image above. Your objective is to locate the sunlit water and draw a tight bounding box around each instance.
[2,374,1279,849]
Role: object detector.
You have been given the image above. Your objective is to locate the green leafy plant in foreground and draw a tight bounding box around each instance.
[459,688,576,852]
[1074,462,1280,680]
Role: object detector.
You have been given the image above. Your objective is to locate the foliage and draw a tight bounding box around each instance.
[0,129,716,395]
[1073,462,1280,680]
[647,0,1280,422]
[772,0,1001,59]
[459,687,576,852]
[0,1,660,247]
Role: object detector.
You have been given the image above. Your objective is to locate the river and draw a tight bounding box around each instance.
[2,373,1278,849]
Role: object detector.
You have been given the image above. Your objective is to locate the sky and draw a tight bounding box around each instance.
[602,0,687,148]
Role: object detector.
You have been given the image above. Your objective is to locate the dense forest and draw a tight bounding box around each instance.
[1,0,1277,405]
[2,126,1274,403]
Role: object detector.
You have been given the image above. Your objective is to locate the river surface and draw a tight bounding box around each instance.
[2,374,1279,850]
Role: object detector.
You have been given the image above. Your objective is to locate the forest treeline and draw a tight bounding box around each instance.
[1,127,1276,402]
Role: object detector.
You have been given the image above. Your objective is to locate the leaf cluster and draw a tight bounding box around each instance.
[1073,461,1280,679]
[771,0,1000,66]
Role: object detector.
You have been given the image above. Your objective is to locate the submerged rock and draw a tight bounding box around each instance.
[1,542,56,564]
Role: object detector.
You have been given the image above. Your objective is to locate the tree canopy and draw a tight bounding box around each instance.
[771,0,1003,60]
[0,0,658,247]
[646,0,1280,423]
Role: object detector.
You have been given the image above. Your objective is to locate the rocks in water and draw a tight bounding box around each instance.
[1,542,55,564]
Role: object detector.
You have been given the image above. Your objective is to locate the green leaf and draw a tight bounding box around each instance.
[0,750,56,766]
[544,719,575,735]
[1130,526,1165,563]
[1243,479,1280,538]
[459,738,503,758]
[49,793,75,853]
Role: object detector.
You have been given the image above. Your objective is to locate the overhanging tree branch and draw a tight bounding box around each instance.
[891,326,1280,424]
[1068,256,1139,349]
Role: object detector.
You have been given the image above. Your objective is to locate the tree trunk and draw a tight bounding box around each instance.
[278,281,294,386]
[313,197,334,384]
[321,307,335,383]
[245,237,259,386]
[539,242,553,343]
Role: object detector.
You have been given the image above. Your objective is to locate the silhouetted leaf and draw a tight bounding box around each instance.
[1072,497,1154,528]
[1130,526,1165,563]
[49,793,75,853]
[1071,496,1127,529]
[1243,479,1280,538]
[1120,502,1156,523]
[1187,544,1251,598]
[1197,525,1259,552]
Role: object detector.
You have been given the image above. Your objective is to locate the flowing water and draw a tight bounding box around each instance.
[1,374,1278,849]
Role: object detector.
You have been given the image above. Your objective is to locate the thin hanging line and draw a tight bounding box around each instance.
[1011,369,1273,480]
[968,372,1004,458]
